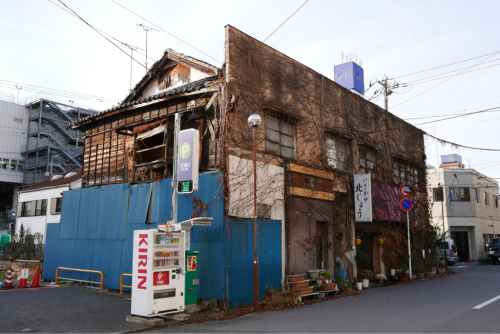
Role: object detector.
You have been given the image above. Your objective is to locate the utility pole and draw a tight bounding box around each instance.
[16,84,22,103]
[137,23,158,72]
[122,43,144,91]
[380,79,388,111]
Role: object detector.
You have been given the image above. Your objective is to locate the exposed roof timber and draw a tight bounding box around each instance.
[69,76,217,129]
[124,48,220,104]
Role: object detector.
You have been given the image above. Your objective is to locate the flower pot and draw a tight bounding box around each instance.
[427,272,436,277]
[430,267,437,273]
[325,279,329,284]
[309,270,320,279]
[390,269,396,276]
[291,280,309,289]
[287,274,305,283]
[356,282,363,290]
[339,262,345,270]
[378,279,383,284]
[296,286,313,296]
[316,279,323,286]
[318,291,326,299]
[323,284,337,291]
[362,279,369,288]
[412,274,417,280]
[318,269,326,276]
[416,274,421,279]
[400,275,408,283]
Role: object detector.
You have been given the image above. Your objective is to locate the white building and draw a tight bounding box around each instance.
[428,155,500,261]
[15,169,81,243]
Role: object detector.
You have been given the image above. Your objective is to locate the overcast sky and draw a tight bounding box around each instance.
[1,0,499,180]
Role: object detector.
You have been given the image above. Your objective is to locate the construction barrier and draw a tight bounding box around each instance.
[55,267,104,291]
[120,273,132,295]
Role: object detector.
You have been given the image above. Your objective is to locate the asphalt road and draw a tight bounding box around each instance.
[0,284,145,333]
[1,263,499,333]
[156,263,500,333]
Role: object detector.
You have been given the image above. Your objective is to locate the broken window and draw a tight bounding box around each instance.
[265,116,295,158]
[158,64,191,91]
[133,121,169,179]
[326,137,348,171]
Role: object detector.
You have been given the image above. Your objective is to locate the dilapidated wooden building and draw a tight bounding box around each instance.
[70,26,429,282]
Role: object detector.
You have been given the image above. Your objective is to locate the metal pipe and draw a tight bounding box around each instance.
[56,267,104,291]
[226,265,230,310]
[253,126,259,311]
[120,273,132,294]
[407,211,412,280]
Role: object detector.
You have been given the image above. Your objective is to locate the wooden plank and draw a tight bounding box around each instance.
[289,163,334,180]
[289,186,336,202]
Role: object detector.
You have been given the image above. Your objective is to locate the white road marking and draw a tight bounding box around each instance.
[453,266,467,268]
[473,295,500,309]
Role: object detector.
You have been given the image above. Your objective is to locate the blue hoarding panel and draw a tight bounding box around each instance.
[334,61,365,94]
[43,223,60,281]
[77,188,90,240]
[59,190,75,239]
[105,184,128,240]
[224,217,282,308]
[128,183,152,224]
[150,179,172,224]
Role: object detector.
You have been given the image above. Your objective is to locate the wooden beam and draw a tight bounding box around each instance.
[288,163,334,180]
[289,187,336,201]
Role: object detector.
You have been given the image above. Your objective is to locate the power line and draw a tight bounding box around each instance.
[410,106,500,126]
[405,102,500,120]
[419,116,500,129]
[391,51,500,79]
[110,0,223,65]
[0,79,119,102]
[391,51,500,109]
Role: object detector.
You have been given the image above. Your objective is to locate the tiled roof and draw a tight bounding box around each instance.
[69,76,216,128]
[21,169,82,192]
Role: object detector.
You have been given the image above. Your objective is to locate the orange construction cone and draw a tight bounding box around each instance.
[467,253,471,263]
[30,266,40,288]
[3,266,13,289]
[18,266,28,288]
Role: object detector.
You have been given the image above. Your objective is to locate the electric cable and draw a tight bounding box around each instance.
[391,51,500,79]
[391,51,500,109]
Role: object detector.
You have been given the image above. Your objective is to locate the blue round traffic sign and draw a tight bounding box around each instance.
[400,198,413,211]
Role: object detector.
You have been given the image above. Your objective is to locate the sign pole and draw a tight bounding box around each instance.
[407,210,412,280]
[172,112,181,224]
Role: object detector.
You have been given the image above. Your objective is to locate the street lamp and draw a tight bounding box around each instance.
[247,114,261,311]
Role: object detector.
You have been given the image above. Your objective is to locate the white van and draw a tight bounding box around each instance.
[439,239,459,266]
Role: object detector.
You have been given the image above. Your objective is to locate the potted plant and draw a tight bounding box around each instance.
[309,269,320,279]
[374,274,387,284]
[398,270,409,283]
[358,269,374,288]
[317,285,326,298]
[324,270,332,284]
[287,273,305,283]
[355,278,363,291]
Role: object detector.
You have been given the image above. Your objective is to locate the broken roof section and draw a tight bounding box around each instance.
[69,48,220,129]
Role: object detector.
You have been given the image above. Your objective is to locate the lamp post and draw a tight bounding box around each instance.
[248,114,261,311]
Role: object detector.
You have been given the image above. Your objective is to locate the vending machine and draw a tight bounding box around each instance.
[131,228,186,317]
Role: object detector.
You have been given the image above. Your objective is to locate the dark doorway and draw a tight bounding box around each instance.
[451,231,469,262]
[357,234,374,273]
[316,221,327,269]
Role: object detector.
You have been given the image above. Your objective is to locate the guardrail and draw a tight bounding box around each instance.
[55,267,104,291]
[120,273,132,294]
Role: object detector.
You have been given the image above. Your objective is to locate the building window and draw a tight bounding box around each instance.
[21,202,31,217]
[359,147,376,178]
[56,198,63,213]
[325,137,348,171]
[495,196,499,208]
[474,188,479,203]
[0,158,8,169]
[484,192,489,206]
[265,116,294,158]
[433,188,444,202]
[449,188,470,202]
[158,64,190,91]
[393,158,421,186]
[35,200,47,216]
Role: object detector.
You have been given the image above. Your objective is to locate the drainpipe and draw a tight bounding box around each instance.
[226,265,230,310]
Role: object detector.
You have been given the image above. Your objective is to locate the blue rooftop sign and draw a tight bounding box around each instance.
[334,62,365,95]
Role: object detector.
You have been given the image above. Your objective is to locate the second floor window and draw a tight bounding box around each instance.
[56,198,63,213]
[265,116,294,159]
[449,188,470,202]
[325,137,348,171]
[21,202,31,217]
[495,196,499,208]
[35,199,47,216]
[484,192,489,206]
[393,159,421,186]
[474,188,479,202]
[433,188,444,202]
[359,147,376,178]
